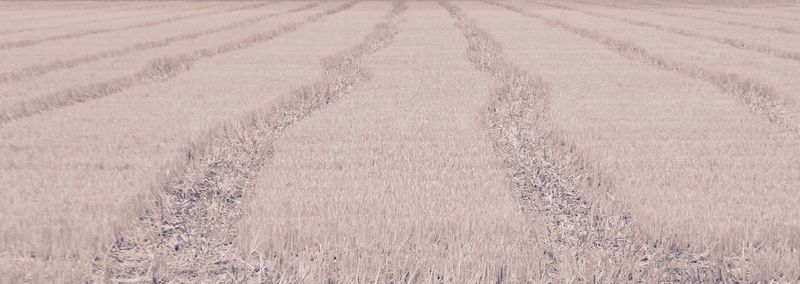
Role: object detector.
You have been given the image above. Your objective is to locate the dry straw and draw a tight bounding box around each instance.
[440,0,771,281]
[97,1,406,282]
[485,1,799,133]
[0,2,320,84]
[0,2,328,125]
[0,2,274,50]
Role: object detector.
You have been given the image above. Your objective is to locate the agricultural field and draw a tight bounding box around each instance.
[0,0,799,282]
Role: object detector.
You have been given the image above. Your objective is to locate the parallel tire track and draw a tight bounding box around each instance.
[95,1,406,282]
[487,1,800,133]
[0,2,320,85]
[0,2,276,50]
[530,0,800,63]
[441,1,732,282]
[0,3,336,126]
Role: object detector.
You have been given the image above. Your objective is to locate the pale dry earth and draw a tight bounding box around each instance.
[0,0,799,282]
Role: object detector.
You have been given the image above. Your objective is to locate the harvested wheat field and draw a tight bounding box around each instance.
[0,0,798,283]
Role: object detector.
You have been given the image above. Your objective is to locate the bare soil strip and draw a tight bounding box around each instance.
[97,2,405,282]
[0,2,346,125]
[439,1,726,282]
[530,1,800,63]
[0,2,274,50]
[0,2,319,85]
[485,1,800,132]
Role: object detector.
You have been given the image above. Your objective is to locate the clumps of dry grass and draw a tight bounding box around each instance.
[440,0,751,282]
[529,0,800,63]
[0,2,320,85]
[486,1,799,133]
[0,2,273,50]
[703,6,800,22]
[0,2,349,125]
[0,2,192,36]
[94,1,404,282]
[653,6,800,35]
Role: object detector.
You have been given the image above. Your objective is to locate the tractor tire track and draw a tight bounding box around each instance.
[529,0,800,63]
[485,1,800,133]
[442,1,734,281]
[95,1,405,282]
[0,2,343,126]
[0,2,319,85]
[0,2,277,50]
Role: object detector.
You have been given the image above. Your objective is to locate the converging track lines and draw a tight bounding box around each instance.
[0,2,321,85]
[529,0,800,63]
[0,2,330,125]
[486,1,800,132]
[97,1,405,282]
[0,2,277,50]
